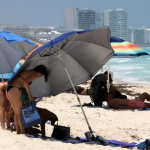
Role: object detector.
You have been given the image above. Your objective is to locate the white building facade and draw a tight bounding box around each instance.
[103,9,128,41]
[63,8,103,30]
[142,27,150,44]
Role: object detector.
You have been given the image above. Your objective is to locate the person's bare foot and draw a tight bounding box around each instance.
[17,131,21,134]
[1,126,6,130]
[16,128,21,134]
[7,127,11,130]
[21,128,25,134]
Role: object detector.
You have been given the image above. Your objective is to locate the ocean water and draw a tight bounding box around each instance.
[100,48,150,85]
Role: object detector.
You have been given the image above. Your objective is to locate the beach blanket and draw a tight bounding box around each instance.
[26,134,137,148]
[78,137,136,148]
[26,134,96,144]
[71,104,150,111]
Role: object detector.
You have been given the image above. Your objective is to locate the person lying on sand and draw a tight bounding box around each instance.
[0,81,11,130]
[107,92,150,109]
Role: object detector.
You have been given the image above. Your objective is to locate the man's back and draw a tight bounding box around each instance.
[88,74,107,106]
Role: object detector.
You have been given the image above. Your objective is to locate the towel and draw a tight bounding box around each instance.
[26,134,137,148]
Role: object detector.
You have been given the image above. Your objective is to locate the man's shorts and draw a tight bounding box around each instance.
[128,97,145,108]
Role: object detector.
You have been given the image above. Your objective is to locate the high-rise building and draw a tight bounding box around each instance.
[63,8,79,28]
[142,27,150,44]
[103,9,128,41]
[134,29,145,44]
[95,12,103,29]
[76,8,96,30]
[128,27,134,43]
[63,8,103,30]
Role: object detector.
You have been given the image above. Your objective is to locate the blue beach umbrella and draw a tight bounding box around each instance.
[0,63,21,80]
[0,31,40,76]
[0,31,39,57]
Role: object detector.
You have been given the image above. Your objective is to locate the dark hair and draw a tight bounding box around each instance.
[33,65,50,82]
[75,86,85,94]
[104,71,113,82]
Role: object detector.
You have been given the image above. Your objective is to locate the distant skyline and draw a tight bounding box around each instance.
[0,0,149,28]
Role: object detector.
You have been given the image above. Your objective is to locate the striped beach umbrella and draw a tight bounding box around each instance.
[110,37,149,58]
[104,37,150,93]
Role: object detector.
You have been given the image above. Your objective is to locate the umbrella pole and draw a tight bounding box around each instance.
[58,56,93,135]
[107,61,110,93]
[2,74,3,82]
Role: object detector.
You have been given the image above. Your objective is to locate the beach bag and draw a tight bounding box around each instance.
[22,103,42,128]
[51,124,70,139]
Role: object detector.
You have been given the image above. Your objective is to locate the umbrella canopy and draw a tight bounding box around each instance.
[25,41,42,59]
[0,63,21,80]
[110,37,149,58]
[0,38,22,73]
[0,31,39,57]
[9,27,114,97]
[0,31,41,74]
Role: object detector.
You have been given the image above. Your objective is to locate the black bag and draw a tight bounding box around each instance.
[51,124,70,139]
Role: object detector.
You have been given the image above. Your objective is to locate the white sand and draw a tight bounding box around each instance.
[1,83,150,150]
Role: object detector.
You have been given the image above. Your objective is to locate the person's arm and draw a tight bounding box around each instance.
[23,80,33,101]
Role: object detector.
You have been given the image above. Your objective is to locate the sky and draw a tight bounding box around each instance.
[0,0,149,28]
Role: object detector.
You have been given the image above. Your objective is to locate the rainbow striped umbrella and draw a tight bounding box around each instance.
[110,37,149,58]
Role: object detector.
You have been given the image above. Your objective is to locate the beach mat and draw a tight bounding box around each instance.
[26,134,96,144]
[71,104,109,109]
[26,134,137,148]
[71,104,150,111]
[78,137,136,148]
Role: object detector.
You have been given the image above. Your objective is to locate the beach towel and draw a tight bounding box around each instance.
[71,104,150,111]
[71,104,110,109]
[26,134,137,148]
[78,137,137,147]
[26,134,96,144]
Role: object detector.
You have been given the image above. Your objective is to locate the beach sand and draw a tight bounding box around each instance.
[1,83,150,150]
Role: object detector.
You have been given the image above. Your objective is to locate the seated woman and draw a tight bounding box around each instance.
[107,92,150,109]
[0,81,10,129]
[6,65,49,134]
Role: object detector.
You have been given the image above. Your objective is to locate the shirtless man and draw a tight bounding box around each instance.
[0,82,10,129]
[107,92,150,109]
